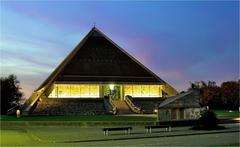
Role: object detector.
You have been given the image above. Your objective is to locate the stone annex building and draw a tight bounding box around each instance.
[23,27,200,119]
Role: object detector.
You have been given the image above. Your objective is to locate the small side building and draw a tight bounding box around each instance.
[157,90,201,121]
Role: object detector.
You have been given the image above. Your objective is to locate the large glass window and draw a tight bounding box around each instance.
[149,85,159,96]
[124,85,162,97]
[141,85,149,96]
[133,85,141,97]
[70,85,80,97]
[49,84,100,98]
[124,85,132,96]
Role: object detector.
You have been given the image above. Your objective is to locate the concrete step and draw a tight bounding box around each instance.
[112,100,135,114]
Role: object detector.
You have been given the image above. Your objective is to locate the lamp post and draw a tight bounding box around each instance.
[154,106,160,125]
[16,109,20,118]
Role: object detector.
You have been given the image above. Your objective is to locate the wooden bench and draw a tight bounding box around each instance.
[145,125,171,134]
[102,127,132,135]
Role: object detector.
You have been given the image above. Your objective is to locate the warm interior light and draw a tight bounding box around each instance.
[49,84,99,98]
[124,85,162,97]
[109,84,114,90]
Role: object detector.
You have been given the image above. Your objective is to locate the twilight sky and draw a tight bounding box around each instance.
[0,1,239,98]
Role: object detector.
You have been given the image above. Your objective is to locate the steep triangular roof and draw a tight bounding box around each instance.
[37,27,169,90]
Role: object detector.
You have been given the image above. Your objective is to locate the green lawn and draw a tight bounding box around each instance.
[1,108,239,122]
[1,124,239,146]
[212,109,240,117]
[0,129,39,146]
[0,115,156,121]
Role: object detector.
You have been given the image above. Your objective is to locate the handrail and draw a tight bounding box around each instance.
[22,90,44,115]
[7,106,18,115]
[125,96,142,114]
[109,96,117,114]
[104,96,117,114]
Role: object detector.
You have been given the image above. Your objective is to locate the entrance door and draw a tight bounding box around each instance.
[113,86,120,100]
[102,85,122,100]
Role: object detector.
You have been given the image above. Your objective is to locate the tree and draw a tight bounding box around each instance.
[221,81,239,108]
[189,80,239,109]
[190,81,222,108]
[202,86,222,108]
[0,74,23,115]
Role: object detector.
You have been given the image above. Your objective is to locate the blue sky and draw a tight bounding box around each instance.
[0,1,239,98]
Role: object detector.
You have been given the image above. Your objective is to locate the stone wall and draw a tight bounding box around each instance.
[158,108,201,121]
[31,98,106,115]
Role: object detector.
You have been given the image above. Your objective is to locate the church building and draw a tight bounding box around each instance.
[23,27,178,115]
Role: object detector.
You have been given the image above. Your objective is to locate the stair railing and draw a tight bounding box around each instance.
[7,106,18,115]
[109,95,117,114]
[22,90,44,115]
[125,95,142,114]
[104,96,117,114]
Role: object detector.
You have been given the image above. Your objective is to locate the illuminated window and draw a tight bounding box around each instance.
[49,84,99,98]
[90,85,99,96]
[133,85,141,97]
[141,85,149,96]
[149,85,160,96]
[124,85,132,96]
[80,85,90,96]
[70,85,80,97]
[124,85,162,97]
[58,84,70,97]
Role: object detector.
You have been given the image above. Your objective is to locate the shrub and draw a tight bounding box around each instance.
[199,110,218,128]
[192,110,224,130]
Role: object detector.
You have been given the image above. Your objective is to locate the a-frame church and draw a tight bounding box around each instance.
[23,27,178,115]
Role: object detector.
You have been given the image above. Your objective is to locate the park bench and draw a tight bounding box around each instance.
[145,125,171,134]
[102,127,132,135]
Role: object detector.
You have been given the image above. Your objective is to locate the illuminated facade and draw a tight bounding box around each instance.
[123,85,162,97]
[25,27,178,115]
[34,27,177,101]
[49,84,100,98]
[48,83,172,99]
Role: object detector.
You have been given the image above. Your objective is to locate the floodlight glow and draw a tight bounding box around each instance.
[109,84,114,90]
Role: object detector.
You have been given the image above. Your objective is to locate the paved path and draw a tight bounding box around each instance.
[74,131,239,146]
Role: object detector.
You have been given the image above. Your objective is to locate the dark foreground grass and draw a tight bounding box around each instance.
[0,115,156,121]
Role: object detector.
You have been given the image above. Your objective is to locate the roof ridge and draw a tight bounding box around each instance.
[159,90,193,108]
[36,28,96,90]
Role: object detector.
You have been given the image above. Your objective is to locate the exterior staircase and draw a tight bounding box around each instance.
[112,100,135,114]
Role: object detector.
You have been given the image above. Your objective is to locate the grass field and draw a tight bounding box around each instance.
[212,109,240,117]
[1,111,239,146]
